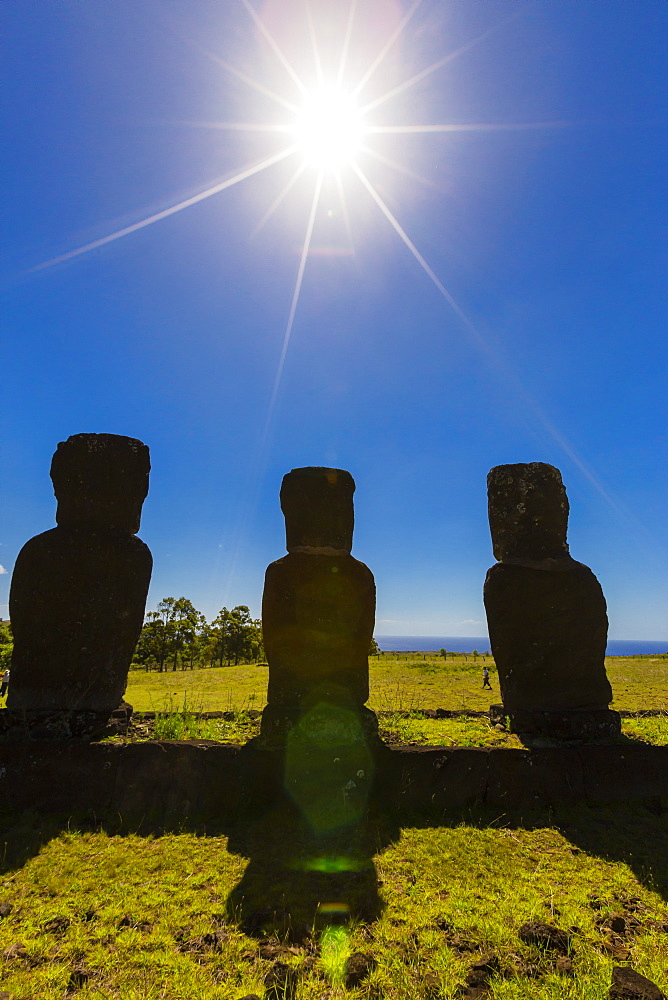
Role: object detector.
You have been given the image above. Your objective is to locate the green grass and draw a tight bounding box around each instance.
[118,711,668,749]
[3,658,668,995]
[125,655,668,715]
[1,808,668,998]
[126,665,265,714]
[121,655,668,749]
[378,712,668,748]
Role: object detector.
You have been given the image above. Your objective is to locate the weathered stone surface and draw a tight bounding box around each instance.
[580,745,668,805]
[280,465,355,552]
[610,966,667,1000]
[0,701,133,742]
[486,747,585,808]
[486,462,570,563]
[517,921,571,953]
[483,463,615,731]
[264,961,299,1000]
[344,952,377,988]
[8,434,152,716]
[263,553,375,711]
[375,745,489,815]
[114,740,253,826]
[261,468,376,739]
[484,560,612,713]
[489,704,506,726]
[508,707,621,739]
[0,742,665,823]
[0,741,119,815]
[200,740,282,822]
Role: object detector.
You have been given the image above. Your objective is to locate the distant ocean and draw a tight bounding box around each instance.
[375,635,668,656]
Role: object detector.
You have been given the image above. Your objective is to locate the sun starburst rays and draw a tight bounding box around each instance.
[28,0,591,490]
[30,145,297,273]
[25,0,623,531]
[269,168,324,421]
[351,0,422,101]
[240,0,307,96]
[31,0,566,280]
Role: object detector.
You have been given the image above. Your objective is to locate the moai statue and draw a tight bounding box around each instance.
[483,462,620,738]
[261,467,378,745]
[7,433,152,735]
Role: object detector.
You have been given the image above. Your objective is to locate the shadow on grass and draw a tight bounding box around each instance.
[221,714,400,940]
[1,735,668,938]
[224,801,398,942]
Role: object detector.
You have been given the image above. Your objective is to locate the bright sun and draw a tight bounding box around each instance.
[32,1,574,510]
[37,0,557,399]
[291,86,365,171]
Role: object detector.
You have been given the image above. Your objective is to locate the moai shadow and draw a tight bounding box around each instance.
[6,433,152,739]
[483,462,620,742]
[225,795,396,944]
[227,467,392,940]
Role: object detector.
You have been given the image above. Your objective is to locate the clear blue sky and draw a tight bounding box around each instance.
[2,1,666,638]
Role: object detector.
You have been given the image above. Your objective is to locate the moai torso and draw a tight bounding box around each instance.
[483,463,612,714]
[8,434,152,713]
[262,468,375,714]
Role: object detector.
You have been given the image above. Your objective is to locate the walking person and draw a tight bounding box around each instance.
[482,665,492,690]
[0,668,9,698]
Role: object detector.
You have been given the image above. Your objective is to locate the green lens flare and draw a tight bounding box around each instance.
[320,923,351,985]
[298,855,363,873]
[284,702,374,833]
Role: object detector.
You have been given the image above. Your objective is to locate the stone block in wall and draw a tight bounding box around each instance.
[111,741,221,825]
[0,743,118,816]
[375,746,489,815]
[486,748,586,810]
[579,745,668,806]
[198,741,281,825]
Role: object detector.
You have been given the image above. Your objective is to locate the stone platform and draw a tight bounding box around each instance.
[0,740,666,826]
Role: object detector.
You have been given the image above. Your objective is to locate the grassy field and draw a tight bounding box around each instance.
[126,655,668,714]
[128,710,668,749]
[1,807,668,999]
[123,655,668,748]
[1,656,667,998]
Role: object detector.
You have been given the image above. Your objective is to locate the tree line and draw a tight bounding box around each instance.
[1,603,380,674]
[0,622,12,670]
[133,598,264,672]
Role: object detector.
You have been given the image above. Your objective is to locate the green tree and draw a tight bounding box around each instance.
[207,606,263,666]
[166,597,202,671]
[0,622,13,670]
[134,612,164,671]
[228,606,254,665]
[155,597,179,671]
[247,616,264,662]
[184,613,208,669]
[369,637,380,656]
[134,598,205,671]
[208,607,233,668]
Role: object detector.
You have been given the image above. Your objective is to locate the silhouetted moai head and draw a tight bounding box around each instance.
[280,466,355,553]
[51,433,150,534]
[483,461,619,738]
[7,433,153,728]
[262,466,378,763]
[487,462,570,564]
